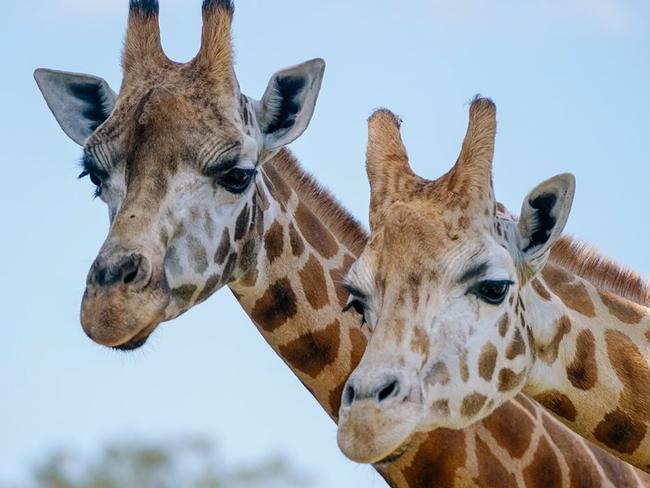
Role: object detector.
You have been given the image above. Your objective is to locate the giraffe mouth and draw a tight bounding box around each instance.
[111,319,160,351]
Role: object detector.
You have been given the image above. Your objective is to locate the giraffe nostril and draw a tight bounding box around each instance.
[376,379,400,404]
[342,384,356,407]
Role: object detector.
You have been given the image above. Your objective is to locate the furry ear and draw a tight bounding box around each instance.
[517,173,575,267]
[257,58,325,151]
[34,69,117,146]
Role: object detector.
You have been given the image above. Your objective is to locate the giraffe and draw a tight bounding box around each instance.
[34,1,650,486]
[337,99,650,476]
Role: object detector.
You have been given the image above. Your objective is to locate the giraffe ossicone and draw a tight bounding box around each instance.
[337,100,650,474]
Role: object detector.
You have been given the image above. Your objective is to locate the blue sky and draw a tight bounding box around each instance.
[2,1,649,486]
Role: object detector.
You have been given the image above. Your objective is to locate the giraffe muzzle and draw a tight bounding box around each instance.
[80,249,169,349]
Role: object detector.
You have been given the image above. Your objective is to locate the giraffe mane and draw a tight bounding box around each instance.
[550,235,650,306]
[266,149,369,256]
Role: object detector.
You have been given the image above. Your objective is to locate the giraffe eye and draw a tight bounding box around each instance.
[470,280,513,305]
[79,169,104,198]
[343,298,368,326]
[216,168,257,194]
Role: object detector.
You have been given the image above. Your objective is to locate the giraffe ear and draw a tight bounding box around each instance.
[34,69,117,146]
[257,58,325,151]
[517,173,575,265]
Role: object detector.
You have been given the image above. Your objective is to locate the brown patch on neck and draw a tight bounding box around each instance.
[594,407,646,455]
[533,390,577,422]
[330,255,356,308]
[599,290,647,325]
[401,429,467,488]
[541,415,603,488]
[522,437,563,488]
[250,277,298,332]
[294,202,339,259]
[299,254,330,311]
[328,326,367,416]
[287,222,305,257]
[605,329,650,422]
[483,401,535,458]
[537,315,572,364]
[542,265,596,317]
[473,435,518,488]
[278,319,340,379]
[263,221,285,264]
[265,150,367,256]
[566,329,598,390]
[531,278,551,301]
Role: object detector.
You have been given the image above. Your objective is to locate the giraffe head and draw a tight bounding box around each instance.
[336,99,576,463]
[34,0,324,350]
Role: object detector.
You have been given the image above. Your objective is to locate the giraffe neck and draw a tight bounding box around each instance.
[522,261,650,471]
[225,150,648,487]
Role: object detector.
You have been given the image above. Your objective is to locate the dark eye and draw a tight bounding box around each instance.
[79,169,104,197]
[343,298,367,325]
[216,168,257,194]
[470,280,513,305]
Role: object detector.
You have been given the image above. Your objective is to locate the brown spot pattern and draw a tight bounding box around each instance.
[279,320,340,378]
[606,329,650,422]
[461,392,487,417]
[478,342,498,381]
[538,315,571,364]
[196,274,220,303]
[523,437,563,488]
[542,265,596,317]
[498,368,526,392]
[599,290,646,325]
[483,402,534,458]
[459,351,470,383]
[425,362,451,386]
[566,329,597,390]
[295,202,338,259]
[251,278,298,332]
[330,255,356,308]
[533,390,577,422]
[594,408,646,455]
[263,221,284,264]
[473,435,518,488]
[498,314,510,337]
[410,327,429,356]
[402,429,467,488]
[299,255,330,310]
[262,164,292,203]
[173,284,197,305]
[288,222,305,256]
[214,228,230,265]
[234,203,250,241]
[542,415,602,488]
[506,328,526,360]
[531,278,551,301]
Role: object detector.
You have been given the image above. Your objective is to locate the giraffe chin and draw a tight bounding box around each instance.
[336,399,421,464]
[80,284,169,350]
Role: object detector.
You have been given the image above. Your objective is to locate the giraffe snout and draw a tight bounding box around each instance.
[88,252,152,291]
